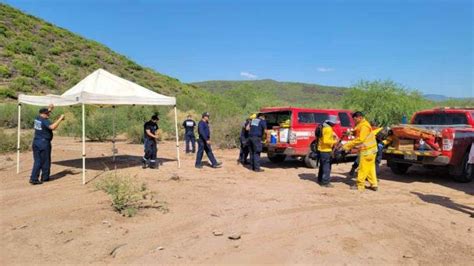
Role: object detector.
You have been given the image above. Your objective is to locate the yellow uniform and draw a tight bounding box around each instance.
[317,125,337,152]
[343,118,378,190]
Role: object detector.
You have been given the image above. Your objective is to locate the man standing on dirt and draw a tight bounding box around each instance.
[142,114,159,169]
[317,115,339,187]
[342,112,378,191]
[182,114,196,154]
[248,113,267,172]
[29,104,65,185]
[238,114,255,165]
[195,112,222,169]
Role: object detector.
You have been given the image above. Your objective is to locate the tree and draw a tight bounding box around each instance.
[342,80,431,126]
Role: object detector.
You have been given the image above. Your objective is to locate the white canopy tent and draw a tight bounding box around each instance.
[17,69,181,184]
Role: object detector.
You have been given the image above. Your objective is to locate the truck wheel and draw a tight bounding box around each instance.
[389,162,411,175]
[453,152,473,183]
[268,153,286,163]
[304,154,317,168]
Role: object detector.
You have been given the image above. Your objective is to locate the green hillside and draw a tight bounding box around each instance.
[193,79,347,108]
[0,3,240,116]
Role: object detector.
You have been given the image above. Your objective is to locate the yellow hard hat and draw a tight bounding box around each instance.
[249,113,257,119]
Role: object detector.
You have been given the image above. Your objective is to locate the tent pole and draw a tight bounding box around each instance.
[16,103,21,174]
[174,105,181,168]
[112,105,116,163]
[82,103,86,185]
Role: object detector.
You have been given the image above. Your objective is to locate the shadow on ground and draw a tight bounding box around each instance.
[411,191,474,218]
[53,155,176,171]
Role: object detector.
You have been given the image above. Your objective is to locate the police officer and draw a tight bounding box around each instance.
[182,114,196,154]
[238,114,255,165]
[29,104,65,185]
[248,113,267,172]
[195,112,222,169]
[142,114,159,169]
[317,115,339,188]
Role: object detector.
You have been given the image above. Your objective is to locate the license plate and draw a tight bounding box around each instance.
[404,154,417,161]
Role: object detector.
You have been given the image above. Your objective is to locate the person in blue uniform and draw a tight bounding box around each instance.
[29,104,65,185]
[248,113,267,172]
[195,112,222,169]
[182,114,196,154]
[142,115,159,169]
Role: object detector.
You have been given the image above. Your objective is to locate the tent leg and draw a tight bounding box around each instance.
[16,103,21,174]
[174,105,181,168]
[82,103,86,185]
[112,105,116,163]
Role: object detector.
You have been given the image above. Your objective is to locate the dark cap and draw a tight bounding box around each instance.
[202,112,210,118]
[151,114,159,121]
[39,108,50,114]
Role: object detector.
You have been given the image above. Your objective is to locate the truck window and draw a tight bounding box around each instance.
[264,111,292,128]
[313,112,329,124]
[338,112,351,127]
[413,113,468,125]
[298,112,316,123]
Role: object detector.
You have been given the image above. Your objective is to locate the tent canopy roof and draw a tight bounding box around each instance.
[19,68,176,106]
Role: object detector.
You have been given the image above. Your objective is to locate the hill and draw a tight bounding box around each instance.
[0,3,240,116]
[192,79,347,108]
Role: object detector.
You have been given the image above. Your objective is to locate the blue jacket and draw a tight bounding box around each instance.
[198,120,210,140]
[249,118,267,138]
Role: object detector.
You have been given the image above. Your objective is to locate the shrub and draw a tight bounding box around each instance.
[7,40,35,55]
[49,46,63,55]
[10,76,34,92]
[126,124,144,144]
[44,63,61,76]
[69,57,82,66]
[38,72,55,88]
[95,173,165,217]
[85,110,114,141]
[0,65,11,78]
[0,129,32,154]
[0,87,15,99]
[13,60,37,77]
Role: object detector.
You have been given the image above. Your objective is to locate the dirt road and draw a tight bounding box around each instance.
[1,137,473,264]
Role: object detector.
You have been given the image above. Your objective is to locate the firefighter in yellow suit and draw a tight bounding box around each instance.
[342,112,378,191]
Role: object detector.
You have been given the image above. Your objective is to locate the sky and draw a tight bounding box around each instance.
[4,0,473,97]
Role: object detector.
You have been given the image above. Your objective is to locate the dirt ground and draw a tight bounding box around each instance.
[1,136,473,265]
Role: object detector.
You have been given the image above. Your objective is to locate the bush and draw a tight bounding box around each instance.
[0,129,32,154]
[0,87,15,99]
[342,80,431,126]
[10,76,34,92]
[86,111,114,141]
[13,60,37,77]
[38,72,55,88]
[44,63,61,76]
[95,173,166,217]
[7,40,35,55]
[126,124,144,144]
[0,65,11,78]
[69,57,82,66]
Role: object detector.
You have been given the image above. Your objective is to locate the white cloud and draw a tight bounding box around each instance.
[317,67,335,72]
[240,71,258,79]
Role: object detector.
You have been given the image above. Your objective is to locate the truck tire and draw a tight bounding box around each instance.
[268,153,286,164]
[453,152,473,183]
[304,154,318,168]
[389,162,411,175]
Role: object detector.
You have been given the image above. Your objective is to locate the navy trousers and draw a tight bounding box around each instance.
[317,152,332,185]
[185,133,196,153]
[195,139,218,166]
[30,139,51,182]
[143,139,157,167]
[239,136,250,163]
[248,137,263,170]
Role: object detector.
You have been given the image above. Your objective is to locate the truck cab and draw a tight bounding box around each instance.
[260,107,355,168]
[383,108,474,182]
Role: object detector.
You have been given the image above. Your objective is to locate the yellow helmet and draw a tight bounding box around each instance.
[249,113,257,119]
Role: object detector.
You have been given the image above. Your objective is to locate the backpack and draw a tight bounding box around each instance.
[310,124,324,154]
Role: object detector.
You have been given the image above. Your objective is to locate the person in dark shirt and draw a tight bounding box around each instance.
[142,115,159,169]
[238,114,255,165]
[248,113,267,172]
[182,114,196,154]
[195,112,222,169]
[29,105,65,185]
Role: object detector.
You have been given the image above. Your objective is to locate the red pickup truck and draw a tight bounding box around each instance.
[260,107,355,168]
[383,108,474,182]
